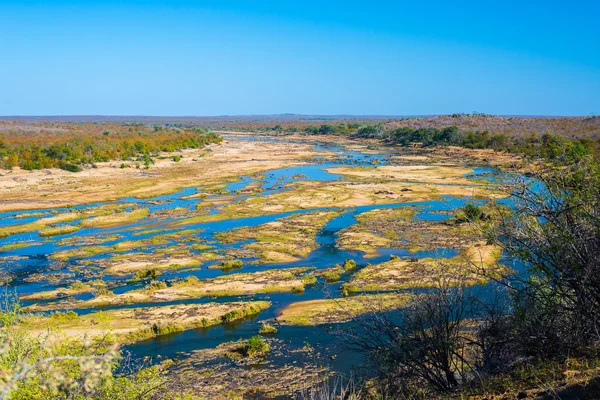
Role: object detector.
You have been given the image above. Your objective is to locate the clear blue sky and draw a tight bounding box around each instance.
[1,0,599,116]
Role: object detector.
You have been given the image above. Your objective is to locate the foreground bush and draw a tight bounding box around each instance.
[0,293,167,399]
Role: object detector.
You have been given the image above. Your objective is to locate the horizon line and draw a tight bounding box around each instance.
[0,113,594,120]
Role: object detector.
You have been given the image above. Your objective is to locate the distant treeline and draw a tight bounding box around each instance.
[267,123,600,164]
[0,123,221,171]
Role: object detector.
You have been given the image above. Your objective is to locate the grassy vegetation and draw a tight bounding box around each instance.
[0,204,157,239]
[21,301,271,345]
[0,242,40,251]
[19,281,99,301]
[216,210,342,263]
[81,208,149,228]
[342,258,357,270]
[215,259,243,270]
[50,245,112,261]
[39,224,80,237]
[2,118,599,398]
[103,255,205,276]
[276,293,411,326]
[26,268,314,312]
[0,212,81,238]
[258,323,278,334]
[318,266,344,282]
[337,206,488,256]
[343,244,506,293]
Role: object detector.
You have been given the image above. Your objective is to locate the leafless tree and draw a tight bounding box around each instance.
[337,270,480,398]
[483,158,600,356]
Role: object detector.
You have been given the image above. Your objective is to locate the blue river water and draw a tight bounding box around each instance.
[0,135,518,375]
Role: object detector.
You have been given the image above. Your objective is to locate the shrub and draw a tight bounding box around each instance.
[222,310,243,323]
[292,285,305,293]
[219,260,243,270]
[482,160,600,359]
[258,323,278,334]
[132,269,160,281]
[151,322,184,336]
[69,281,88,290]
[50,311,79,321]
[463,204,482,221]
[343,259,357,270]
[95,288,114,297]
[144,280,167,291]
[59,162,82,173]
[245,336,270,357]
[322,269,342,282]
[183,275,200,284]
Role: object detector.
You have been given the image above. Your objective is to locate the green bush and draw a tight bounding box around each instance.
[245,336,270,357]
[258,323,278,334]
[144,280,167,291]
[219,260,243,270]
[59,162,82,173]
[343,259,357,270]
[131,269,160,281]
[463,204,483,221]
[95,288,114,297]
[50,311,79,321]
[322,267,342,282]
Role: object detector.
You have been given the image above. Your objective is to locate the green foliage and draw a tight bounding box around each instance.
[462,204,483,221]
[342,258,357,270]
[303,125,319,135]
[59,162,82,173]
[258,323,278,334]
[221,310,244,323]
[0,293,168,399]
[244,336,270,357]
[218,260,243,270]
[355,125,378,137]
[291,285,305,293]
[95,288,114,298]
[131,269,160,281]
[318,124,336,135]
[0,123,221,171]
[69,281,89,290]
[151,322,184,336]
[322,270,342,283]
[50,311,79,322]
[144,280,167,291]
[0,292,21,328]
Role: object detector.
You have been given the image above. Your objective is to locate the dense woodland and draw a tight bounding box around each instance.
[0,122,221,171]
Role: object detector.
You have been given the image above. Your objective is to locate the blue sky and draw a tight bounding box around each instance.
[0,0,599,116]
